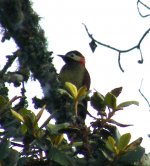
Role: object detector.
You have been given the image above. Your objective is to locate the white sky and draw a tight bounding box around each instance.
[1,0,150,153]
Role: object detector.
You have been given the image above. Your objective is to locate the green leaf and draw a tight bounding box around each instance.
[106,136,118,154]
[49,147,73,166]
[52,134,64,146]
[90,91,106,114]
[19,108,36,126]
[125,137,143,151]
[104,124,121,142]
[21,124,28,134]
[57,88,73,99]
[65,82,78,99]
[117,133,131,151]
[17,157,29,166]
[36,105,46,123]
[0,95,8,114]
[11,110,24,122]
[19,108,35,120]
[47,123,70,135]
[3,149,19,166]
[72,141,83,147]
[0,95,7,108]
[76,156,108,166]
[109,119,133,127]
[110,87,123,97]
[117,101,139,109]
[104,92,117,109]
[0,139,10,160]
[76,86,87,101]
[118,146,145,165]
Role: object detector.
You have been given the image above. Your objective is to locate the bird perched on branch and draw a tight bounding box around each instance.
[58,50,91,120]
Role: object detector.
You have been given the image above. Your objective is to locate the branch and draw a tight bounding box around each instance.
[0,53,18,78]
[83,23,150,72]
[0,1,63,122]
[3,72,24,83]
[137,0,150,18]
[139,79,150,108]
[118,52,124,72]
[11,141,24,148]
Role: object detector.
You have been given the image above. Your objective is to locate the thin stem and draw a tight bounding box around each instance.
[74,100,78,116]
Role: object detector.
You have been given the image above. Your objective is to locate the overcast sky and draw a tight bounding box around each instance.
[1,0,150,152]
[31,0,150,152]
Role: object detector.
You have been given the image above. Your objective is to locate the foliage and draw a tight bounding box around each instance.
[0,1,148,166]
[0,85,145,166]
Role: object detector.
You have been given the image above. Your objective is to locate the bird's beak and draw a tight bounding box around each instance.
[57,54,64,59]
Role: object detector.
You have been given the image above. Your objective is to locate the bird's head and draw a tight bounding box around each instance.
[58,50,85,65]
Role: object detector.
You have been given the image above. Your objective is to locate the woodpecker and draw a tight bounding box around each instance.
[58,50,90,90]
[58,50,91,120]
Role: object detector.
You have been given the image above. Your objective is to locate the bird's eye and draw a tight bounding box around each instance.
[70,54,74,57]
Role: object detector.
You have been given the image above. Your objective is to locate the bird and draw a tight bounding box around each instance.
[58,51,90,90]
[58,50,91,120]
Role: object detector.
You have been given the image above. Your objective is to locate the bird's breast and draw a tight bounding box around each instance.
[59,63,86,89]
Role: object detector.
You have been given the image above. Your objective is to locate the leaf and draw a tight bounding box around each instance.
[72,141,83,147]
[110,87,123,97]
[117,101,139,109]
[11,110,24,122]
[19,108,36,126]
[19,108,35,119]
[109,119,133,127]
[89,39,97,52]
[21,124,28,134]
[0,139,10,160]
[117,133,131,151]
[57,88,73,99]
[47,123,70,135]
[76,86,87,101]
[91,92,106,113]
[106,136,118,154]
[0,95,8,114]
[23,115,35,129]
[0,95,7,108]
[52,134,64,146]
[104,92,117,109]
[108,136,116,147]
[104,124,121,142]
[125,137,143,151]
[4,149,19,166]
[59,127,79,133]
[65,82,78,99]
[118,146,145,164]
[49,147,73,166]
[36,105,46,123]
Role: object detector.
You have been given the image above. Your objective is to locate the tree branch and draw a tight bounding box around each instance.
[83,23,150,72]
[139,79,150,108]
[137,0,150,18]
[0,53,18,78]
[0,0,63,122]
[118,52,124,72]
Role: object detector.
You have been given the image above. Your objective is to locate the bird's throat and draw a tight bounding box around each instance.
[79,57,85,66]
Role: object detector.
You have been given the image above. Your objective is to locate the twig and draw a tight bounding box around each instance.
[40,111,58,129]
[0,53,18,78]
[8,96,22,105]
[11,141,24,148]
[139,79,150,108]
[83,23,150,72]
[137,0,150,18]
[118,52,124,72]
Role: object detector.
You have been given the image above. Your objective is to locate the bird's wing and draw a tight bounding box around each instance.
[83,69,91,90]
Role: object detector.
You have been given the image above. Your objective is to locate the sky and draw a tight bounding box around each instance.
[1,0,150,153]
